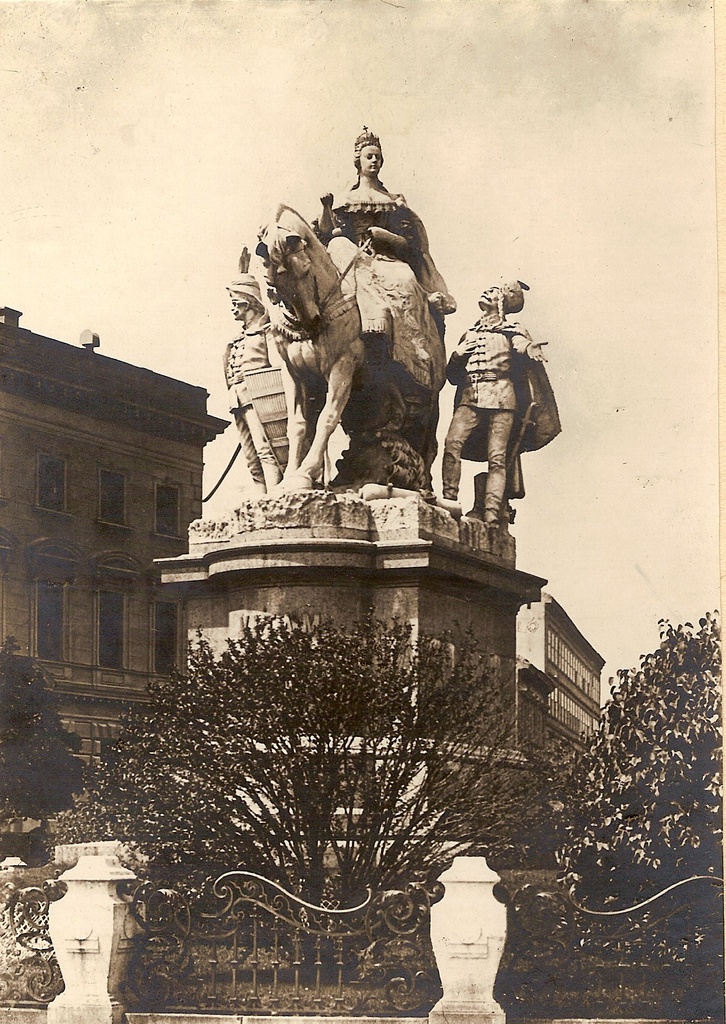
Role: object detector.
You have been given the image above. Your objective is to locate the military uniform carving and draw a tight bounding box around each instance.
[442,281,560,527]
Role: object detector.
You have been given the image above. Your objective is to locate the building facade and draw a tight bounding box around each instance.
[514,656,554,750]
[0,306,226,758]
[517,592,604,750]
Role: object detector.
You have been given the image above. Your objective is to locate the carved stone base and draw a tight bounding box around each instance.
[428,858,507,1024]
[429,1009,505,1024]
[157,492,545,691]
[47,854,138,1024]
[185,490,517,565]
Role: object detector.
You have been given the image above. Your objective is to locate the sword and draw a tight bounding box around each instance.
[508,400,538,469]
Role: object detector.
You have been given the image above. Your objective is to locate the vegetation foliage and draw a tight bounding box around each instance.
[0,638,83,825]
[56,617,551,900]
[558,613,722,902]
[550,614,723,1017]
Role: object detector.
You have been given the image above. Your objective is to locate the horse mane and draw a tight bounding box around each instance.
[268,203,343,305]
[272,204,329,260]
[260,204,345,338]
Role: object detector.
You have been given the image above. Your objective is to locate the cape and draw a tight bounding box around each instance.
[458,350,562,463]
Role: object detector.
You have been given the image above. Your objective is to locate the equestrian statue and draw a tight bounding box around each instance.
[216,127,561,529]
[255,127,456,493]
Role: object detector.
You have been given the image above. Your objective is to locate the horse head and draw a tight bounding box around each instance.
[257,207,329,331]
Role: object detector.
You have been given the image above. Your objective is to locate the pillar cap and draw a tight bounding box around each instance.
[438,856,501,884]
[59,854,137,882]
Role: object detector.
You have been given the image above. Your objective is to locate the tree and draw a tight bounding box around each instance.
[56,618,551,900]
[558,613,722,901]
[495,617,723,1020]
[0,639,83,827]
[556,612,722,1009]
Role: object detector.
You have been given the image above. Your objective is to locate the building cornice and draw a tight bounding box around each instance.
[0,362,227,444]
[543,592,606,670]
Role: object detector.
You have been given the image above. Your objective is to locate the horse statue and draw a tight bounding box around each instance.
[256,204,448,493]
[255,205,366,490]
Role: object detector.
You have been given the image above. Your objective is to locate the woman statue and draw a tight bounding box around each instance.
[318,128,456,393]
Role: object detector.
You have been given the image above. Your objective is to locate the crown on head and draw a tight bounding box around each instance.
[355,126,381,154]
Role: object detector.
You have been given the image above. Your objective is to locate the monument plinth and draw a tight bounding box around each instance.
[157,492,545,689]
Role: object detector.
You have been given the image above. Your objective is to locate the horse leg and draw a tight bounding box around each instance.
[280,355,357,491]
[280,362,307,476]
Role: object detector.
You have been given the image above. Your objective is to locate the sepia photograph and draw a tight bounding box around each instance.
[0,1,722,1022]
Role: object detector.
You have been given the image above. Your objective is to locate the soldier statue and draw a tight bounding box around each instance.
[224,267,285,495]
[442,279,560,528]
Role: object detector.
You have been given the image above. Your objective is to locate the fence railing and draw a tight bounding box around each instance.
[122,871,444,1016]
[495,875,725,1021]
[0,879,66,1006]
[1,852,723,1022]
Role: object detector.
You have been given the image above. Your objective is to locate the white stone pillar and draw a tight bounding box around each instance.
[47,852,138,1024]
[429,856,507,1024]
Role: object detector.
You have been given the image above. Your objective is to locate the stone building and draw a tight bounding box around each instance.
[514,656,554,750]
[0,306,226,758]
[516,592,604,750]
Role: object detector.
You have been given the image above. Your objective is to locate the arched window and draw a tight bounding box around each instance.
[91,553,141,583]
[92,554,141,671]
[28,541,79,662]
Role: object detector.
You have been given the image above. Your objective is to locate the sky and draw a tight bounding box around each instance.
[0,0,719,687]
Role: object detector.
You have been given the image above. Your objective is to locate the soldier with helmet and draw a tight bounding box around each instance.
[442,280,558,528]
[224,271,284,495]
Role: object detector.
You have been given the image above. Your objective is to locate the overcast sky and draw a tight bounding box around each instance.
[0,0,718,685]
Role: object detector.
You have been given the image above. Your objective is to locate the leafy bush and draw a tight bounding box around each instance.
[56,618,551,900]
[551,614,723,1018]
[559,614,722,908]
[0,639,83,829]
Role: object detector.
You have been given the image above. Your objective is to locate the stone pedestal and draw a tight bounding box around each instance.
[47,852,138,1024]
[157,492,545,690]
[429,857,507,1024]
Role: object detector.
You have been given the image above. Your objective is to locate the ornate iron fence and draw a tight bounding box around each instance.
[0,879,66,1006]
[123,872,443,1016]
[495,875,725,1021]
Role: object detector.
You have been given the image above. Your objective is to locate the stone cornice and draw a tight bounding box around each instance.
[157,492,547,606]
[0,363,227,443]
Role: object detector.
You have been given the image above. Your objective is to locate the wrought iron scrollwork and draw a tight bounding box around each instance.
[125,872,443,1016]
[0,880,66,1005]
[124,881,201,1008]
[495,875,725,1020]
[356,882,444,1015]
[495,883,576,1017]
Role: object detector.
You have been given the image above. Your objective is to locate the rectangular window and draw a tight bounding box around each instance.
[98,591,124,669]
[154,602,178,675]
[62,719,120,763]
[155,484,179,537]
[99,470,126,525]
[37,455,65,512]
[37,580,64,660]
